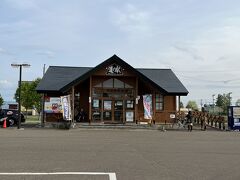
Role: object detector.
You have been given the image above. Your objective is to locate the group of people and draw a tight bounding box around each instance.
[185,111,207,131]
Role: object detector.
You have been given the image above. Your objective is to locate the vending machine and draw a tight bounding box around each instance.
[228,106,240,130]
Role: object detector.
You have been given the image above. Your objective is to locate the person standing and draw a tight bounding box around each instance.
[0,108,4,119]
[76,108,87,122]
[186,111,193,131]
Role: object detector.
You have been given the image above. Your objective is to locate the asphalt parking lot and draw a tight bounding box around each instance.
[0,128,240,180]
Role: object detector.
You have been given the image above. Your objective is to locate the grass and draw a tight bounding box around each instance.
[24,115,40,124]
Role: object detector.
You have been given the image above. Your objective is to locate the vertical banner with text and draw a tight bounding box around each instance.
[61,95,72,121]
[143,94,152,119]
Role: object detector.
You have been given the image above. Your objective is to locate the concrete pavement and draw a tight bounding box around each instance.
[0,128,239,180]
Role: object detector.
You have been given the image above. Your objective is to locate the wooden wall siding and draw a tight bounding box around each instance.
[164,96,176,111]
[74,78,90,120]
[137,80,177,123]
[155,96,176,123]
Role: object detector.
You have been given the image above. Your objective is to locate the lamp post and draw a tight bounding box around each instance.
[229,92,232,106]
[212,94,215,113]
[11,63,31,129]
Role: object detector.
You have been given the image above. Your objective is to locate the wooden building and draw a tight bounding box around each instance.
[36,55,188,124]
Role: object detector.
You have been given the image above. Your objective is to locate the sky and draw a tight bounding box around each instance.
[1,0,240,107]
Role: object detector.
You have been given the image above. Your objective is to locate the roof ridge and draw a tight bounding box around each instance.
[137,68,172,70]
[49,66,93,68]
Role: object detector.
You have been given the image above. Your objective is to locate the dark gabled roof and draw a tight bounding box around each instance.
[36,66,92,93]
[36,55,188,95]
[137,69,188,95]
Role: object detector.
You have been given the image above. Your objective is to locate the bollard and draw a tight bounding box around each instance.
[3,118,7,128]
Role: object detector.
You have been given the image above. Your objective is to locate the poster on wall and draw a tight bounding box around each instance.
[143,94,152,119]
[44,97,62,113]
[104,101,112,110]
[126,111,134,122]
[233,107,240,118]
[93,99,99,108]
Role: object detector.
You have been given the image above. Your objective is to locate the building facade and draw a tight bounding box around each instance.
[36,55,188,124]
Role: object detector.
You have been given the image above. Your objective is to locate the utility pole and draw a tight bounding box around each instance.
[212,94,215,114]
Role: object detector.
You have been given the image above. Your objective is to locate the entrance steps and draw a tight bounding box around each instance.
[76,122,160,130]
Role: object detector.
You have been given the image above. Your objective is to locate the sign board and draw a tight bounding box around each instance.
[106,64,123,75]
[170,114,176,119]
[143,94,152,119]
[233,107,240,118]
[44,97,62,113]
[126,111,134,122]
[61,95,72,121]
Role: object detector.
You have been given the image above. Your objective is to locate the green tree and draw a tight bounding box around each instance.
[215,93,231,114]
[186,100,198,110]
[0,93,4,107]
[236,99,240,106]
[31,78,42,114]
[14,78,42,114]
[179,101,184,108]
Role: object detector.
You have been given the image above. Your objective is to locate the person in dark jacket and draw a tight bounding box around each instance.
[76,108,87,122]
[0,108,4,119]
[186,111,193,131]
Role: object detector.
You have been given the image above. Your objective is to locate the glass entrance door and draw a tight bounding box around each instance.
[103,99,123,122]
[114,100,123,122]
[103,100,112,121]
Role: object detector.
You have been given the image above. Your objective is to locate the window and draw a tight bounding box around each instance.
[103,78,113,88]
[126,100,134,109]
[114,79,124,88]
[156,94,164,111]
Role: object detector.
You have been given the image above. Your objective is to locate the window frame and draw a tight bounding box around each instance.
[155,93,164,111]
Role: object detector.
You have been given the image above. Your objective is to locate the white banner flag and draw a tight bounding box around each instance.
[61,95,72,121]
[143,94,152,119]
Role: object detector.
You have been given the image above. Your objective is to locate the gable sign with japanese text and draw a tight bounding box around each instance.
[106,64,123,75]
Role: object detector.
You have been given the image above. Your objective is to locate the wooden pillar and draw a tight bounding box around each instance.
[135,77,138,123]
[89,76,92,123]
[178,96,181,112]
[41,93,45,127]
[71,86,75,123]
[152,91,155,124]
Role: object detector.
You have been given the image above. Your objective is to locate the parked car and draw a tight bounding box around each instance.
[0,109,25,127]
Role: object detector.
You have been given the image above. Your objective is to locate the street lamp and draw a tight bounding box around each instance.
[212,94,215,113]
[11,63,31,129]
[229,92,232,106]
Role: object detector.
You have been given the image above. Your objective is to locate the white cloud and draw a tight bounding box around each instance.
[36,50,55,59]
[111,3,152,35]
[5,0,38,10]
[1,0,240,105]
[0,48,6,54]
[0,80,15,89]
[0,47,13,56]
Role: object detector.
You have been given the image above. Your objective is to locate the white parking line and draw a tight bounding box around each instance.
[0,172,117,180]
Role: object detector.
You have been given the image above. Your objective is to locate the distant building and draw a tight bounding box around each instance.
[2,102,18,110]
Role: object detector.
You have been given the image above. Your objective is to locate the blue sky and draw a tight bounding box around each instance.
[1,0,240,106]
